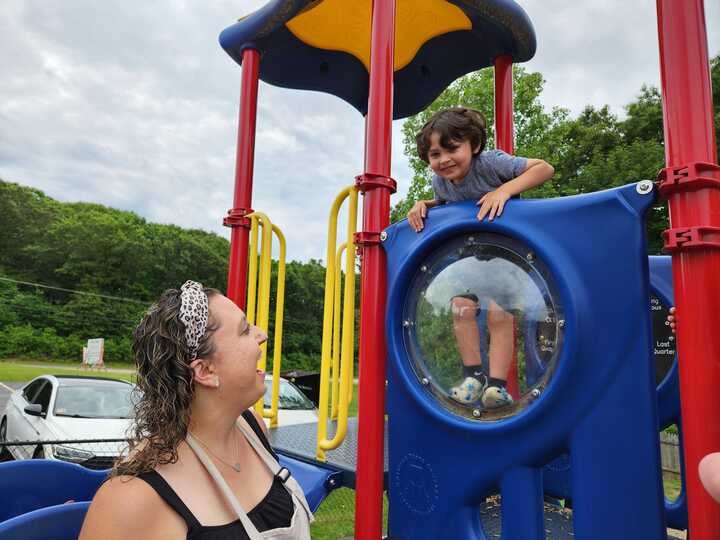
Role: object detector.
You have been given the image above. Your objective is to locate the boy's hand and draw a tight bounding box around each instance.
[408,201,428,232]
[477,187,511,221]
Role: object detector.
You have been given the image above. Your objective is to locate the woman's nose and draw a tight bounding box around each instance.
[255,326,268,344]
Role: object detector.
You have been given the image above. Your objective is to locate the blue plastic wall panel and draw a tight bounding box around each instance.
[0,460,107,522]
[278,453,341,512]
[0,501,90,540]
[540,256,688,530]
[382,183,666,539]
[219,0,536,119]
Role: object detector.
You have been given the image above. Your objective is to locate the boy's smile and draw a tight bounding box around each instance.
[427,132,479,183]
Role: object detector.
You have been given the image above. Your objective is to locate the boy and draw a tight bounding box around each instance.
[407,107,554,408]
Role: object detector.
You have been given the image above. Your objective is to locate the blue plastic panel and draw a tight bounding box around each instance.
[382,183,666,539]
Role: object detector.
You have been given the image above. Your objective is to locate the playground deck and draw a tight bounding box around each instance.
[268,418,388,488]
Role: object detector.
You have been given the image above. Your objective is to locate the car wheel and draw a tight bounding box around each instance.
[32,445,45,459]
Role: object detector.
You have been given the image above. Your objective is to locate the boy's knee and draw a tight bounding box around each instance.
[699,453,720,503]
[487,306,513,329]
[451,296,477,320]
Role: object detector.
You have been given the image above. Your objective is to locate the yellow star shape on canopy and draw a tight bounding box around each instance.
[286,0,472,72]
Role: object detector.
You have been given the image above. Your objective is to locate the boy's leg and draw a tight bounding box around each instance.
[486,300,514,379]
[449,295,486,403]
[451,295,485,377]
[483,300,515,408]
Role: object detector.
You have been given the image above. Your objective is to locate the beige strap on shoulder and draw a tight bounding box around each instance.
[185,432,264,540]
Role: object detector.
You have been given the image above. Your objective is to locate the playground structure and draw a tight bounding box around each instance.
[217,0,718,538]
[0,0,717,539]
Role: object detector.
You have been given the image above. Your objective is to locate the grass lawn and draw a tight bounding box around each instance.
[310,488,388,540]
[663,471,682,501]
[0,360,135,383]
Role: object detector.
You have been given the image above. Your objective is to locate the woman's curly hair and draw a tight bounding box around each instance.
[113,286,220,477]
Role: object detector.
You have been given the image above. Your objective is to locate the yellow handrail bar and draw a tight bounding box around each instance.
[330,242,346,420]
[317,186,358,460]
[330,242,356,418]
[247,212,275,418]
[264,223,286,427]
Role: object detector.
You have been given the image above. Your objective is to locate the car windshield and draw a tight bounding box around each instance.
[264,380,315,410]
[53,384,135,419]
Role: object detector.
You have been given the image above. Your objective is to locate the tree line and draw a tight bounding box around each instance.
[0,181,325,368]
[1,56,717,366]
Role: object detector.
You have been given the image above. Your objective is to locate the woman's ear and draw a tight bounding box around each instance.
[189,359,217,389]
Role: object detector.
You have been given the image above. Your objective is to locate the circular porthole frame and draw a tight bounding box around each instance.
[401,232,565,421]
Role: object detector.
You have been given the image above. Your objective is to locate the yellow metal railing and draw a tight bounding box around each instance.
[317,186,359,461]
[246,212,286,427]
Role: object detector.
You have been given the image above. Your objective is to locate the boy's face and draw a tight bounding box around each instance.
[427,132,479,182]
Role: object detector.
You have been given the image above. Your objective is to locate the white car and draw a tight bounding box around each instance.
[0,375,134,469]
[263,375,318,427]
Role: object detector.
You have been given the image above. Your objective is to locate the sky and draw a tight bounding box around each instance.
[1,0,718,263]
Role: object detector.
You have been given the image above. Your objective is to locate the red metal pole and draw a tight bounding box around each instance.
[655,1,720,538]
[225,48,260,310]
[354,1,395,538]
[494,55,514,154]
[494,55,520,398]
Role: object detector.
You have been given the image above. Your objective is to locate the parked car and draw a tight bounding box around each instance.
[263,375,318,427]
[0,375,134,469]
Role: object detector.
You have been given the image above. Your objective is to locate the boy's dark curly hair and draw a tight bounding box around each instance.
[112,286,220,477]
[416,107,488,163]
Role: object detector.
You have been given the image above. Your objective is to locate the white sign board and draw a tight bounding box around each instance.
[85,338,104,366]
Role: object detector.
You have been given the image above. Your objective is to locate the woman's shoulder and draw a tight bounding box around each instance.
[79,474,174,539]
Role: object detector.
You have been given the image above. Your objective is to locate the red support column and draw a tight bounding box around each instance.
[224,48,260,310]
[354,1,396,539]
[655,1,720,538]
[494,55,520,398]
[494,55,514,154]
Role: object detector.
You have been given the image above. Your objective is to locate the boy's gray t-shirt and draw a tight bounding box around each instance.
[432,149,527,203]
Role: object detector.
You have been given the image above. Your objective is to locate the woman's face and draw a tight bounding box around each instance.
[207,295,267,404]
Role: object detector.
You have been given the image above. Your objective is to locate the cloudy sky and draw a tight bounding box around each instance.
[1,0,718,263]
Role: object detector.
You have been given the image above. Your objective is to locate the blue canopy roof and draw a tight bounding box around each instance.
[220,0,536,119]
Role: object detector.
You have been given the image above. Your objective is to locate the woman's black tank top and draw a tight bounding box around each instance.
[138,411,293,539]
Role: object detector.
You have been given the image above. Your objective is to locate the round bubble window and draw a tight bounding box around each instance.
[403,233,565,420]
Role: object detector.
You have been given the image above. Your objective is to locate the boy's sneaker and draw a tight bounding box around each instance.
[481,386,514,409]
[450,376,486,404]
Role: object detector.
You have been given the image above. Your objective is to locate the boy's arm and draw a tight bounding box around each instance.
[477,159,554,221]
[500,159,554,197]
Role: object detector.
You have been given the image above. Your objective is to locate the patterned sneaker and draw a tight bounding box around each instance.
[481,386,514,409]
[450,376,486,404]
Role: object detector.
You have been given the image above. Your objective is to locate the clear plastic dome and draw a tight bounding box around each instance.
[402,233,564,420]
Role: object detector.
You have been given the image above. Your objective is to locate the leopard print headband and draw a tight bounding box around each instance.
[178,280,208,360]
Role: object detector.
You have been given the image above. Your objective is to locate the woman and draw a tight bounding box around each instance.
[80,281,313,539]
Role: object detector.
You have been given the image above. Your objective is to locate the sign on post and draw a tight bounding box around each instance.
[83,338,105,369]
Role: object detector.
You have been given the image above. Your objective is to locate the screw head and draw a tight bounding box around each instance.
[420,265,428,272]
[531,388,541,398]
[558,319,565,328]
[636,180,654,194]
[421,377,429,385]
[472,409,481,418]
[402,320,412,327]
[526,252,535,262]
[380,231,388,241]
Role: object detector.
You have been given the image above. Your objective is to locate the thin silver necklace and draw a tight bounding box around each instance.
[189,425,242,472]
